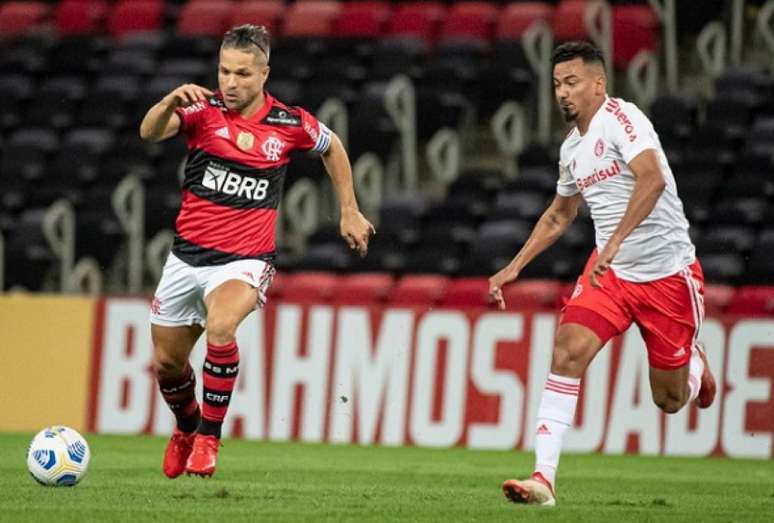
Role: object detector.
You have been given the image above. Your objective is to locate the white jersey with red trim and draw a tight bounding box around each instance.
[556,96,695,282]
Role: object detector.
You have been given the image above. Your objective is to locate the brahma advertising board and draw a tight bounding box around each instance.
[88,299,774,458]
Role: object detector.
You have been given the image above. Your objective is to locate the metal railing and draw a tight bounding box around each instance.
[491,101,527,179]
[384,75,417,192]
[649,0,678,93]
[522,20,554,145]
[42,199,102,294]
[112,174,145,294]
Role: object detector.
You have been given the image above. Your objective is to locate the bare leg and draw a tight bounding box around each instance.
[505,321,608,504]
[204,280,260,345]
[195,279,260,439]
[151,324,203,380]
[649,364,690,414]
[551,323,607,377]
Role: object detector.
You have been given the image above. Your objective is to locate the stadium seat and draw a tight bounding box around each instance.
[333,273,395,305]
[612,4,659,68]
[385,1,446,45]
[177,1,234,37]
[496,2,553,40]
[701,253,745,283]
[726,286,774,316]
[333,1,392,38]
[280,272,341,303]
[703,283,735,316]
[519,241,584,281]
[107,0,165,37]
[229,0,284,35]
[695,226,756,255]
[0,1,49,38]
[502,279,562,309]
[54,0,109,35]
[282,1,341,38]
[650,94,699,140]
[439,277,490,307]
[490,191,550,221]
[295,243,352,272]
[461,220,532,276]
[552,0,588,42]
[4,208,55,291]
[439,1,499,44]
[746,229,774,284]
[403,243,465,275]
[390,275,450,306]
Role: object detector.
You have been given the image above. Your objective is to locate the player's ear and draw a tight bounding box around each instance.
[595,73,606,96]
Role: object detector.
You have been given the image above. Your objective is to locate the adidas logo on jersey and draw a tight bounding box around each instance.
[202,162,269,200]
[215,126,230,139]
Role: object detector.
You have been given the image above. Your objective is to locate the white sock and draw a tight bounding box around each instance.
[534,373,580,490]
[687,345,705,402]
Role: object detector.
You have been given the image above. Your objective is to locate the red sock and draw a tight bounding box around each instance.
[158,363,200,433]
[200,341,239,438]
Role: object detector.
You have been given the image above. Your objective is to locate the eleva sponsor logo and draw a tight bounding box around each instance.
[605,99,638,142]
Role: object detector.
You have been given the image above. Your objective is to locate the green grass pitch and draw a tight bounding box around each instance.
[1,433,772,522]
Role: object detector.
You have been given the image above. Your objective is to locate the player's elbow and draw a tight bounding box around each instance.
[646,170,667,194]
[139,126,162,143]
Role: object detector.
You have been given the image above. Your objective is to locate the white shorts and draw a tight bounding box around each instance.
[150,253,275,328]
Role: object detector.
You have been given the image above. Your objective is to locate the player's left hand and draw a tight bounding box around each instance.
[590,239,620,288]
[340,209,375,257]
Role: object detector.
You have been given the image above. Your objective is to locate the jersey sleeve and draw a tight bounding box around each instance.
[293,107,332,154]
[606,101,659,164]
[556,161,579,196]
[174,101,207,144]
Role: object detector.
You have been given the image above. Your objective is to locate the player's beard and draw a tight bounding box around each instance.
[560,105,578,122]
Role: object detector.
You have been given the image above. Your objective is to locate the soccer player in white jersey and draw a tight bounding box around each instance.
[487,41,716,506]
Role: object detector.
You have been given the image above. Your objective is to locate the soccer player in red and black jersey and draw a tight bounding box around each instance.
[139,25,374,478]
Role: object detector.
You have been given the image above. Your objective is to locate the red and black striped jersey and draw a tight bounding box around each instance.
[171,91,331,266]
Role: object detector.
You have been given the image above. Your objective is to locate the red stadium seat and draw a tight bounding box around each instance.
[440,1,499,43]
[0,1,49,37]
[440,277,490,308]
[178,0,234,37]
[333,1,392,38]
[386,2,446,45]
[390,275,450,306]
[282,0,341,38]
[496,2,553,40]
[54,0,108,35]
[726,286,774,316]
[502,279,562,309]
[334,273,395,305]
[612,4,659,68]
[703,283,735,316]
[552,0,588,42]
[107,0,165,37]
[280,272,341,303]
[229,0,284,36]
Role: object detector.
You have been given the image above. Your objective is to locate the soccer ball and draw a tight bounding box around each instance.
[26,426,91,486]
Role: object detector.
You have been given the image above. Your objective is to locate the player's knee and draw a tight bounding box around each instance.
[206,315,238,345]
[653,390,686,414]
[552,332,590,375]
[152,351,186,379]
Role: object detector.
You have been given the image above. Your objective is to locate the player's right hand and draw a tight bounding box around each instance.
[488,266,519,310]
[164,84,214,109]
